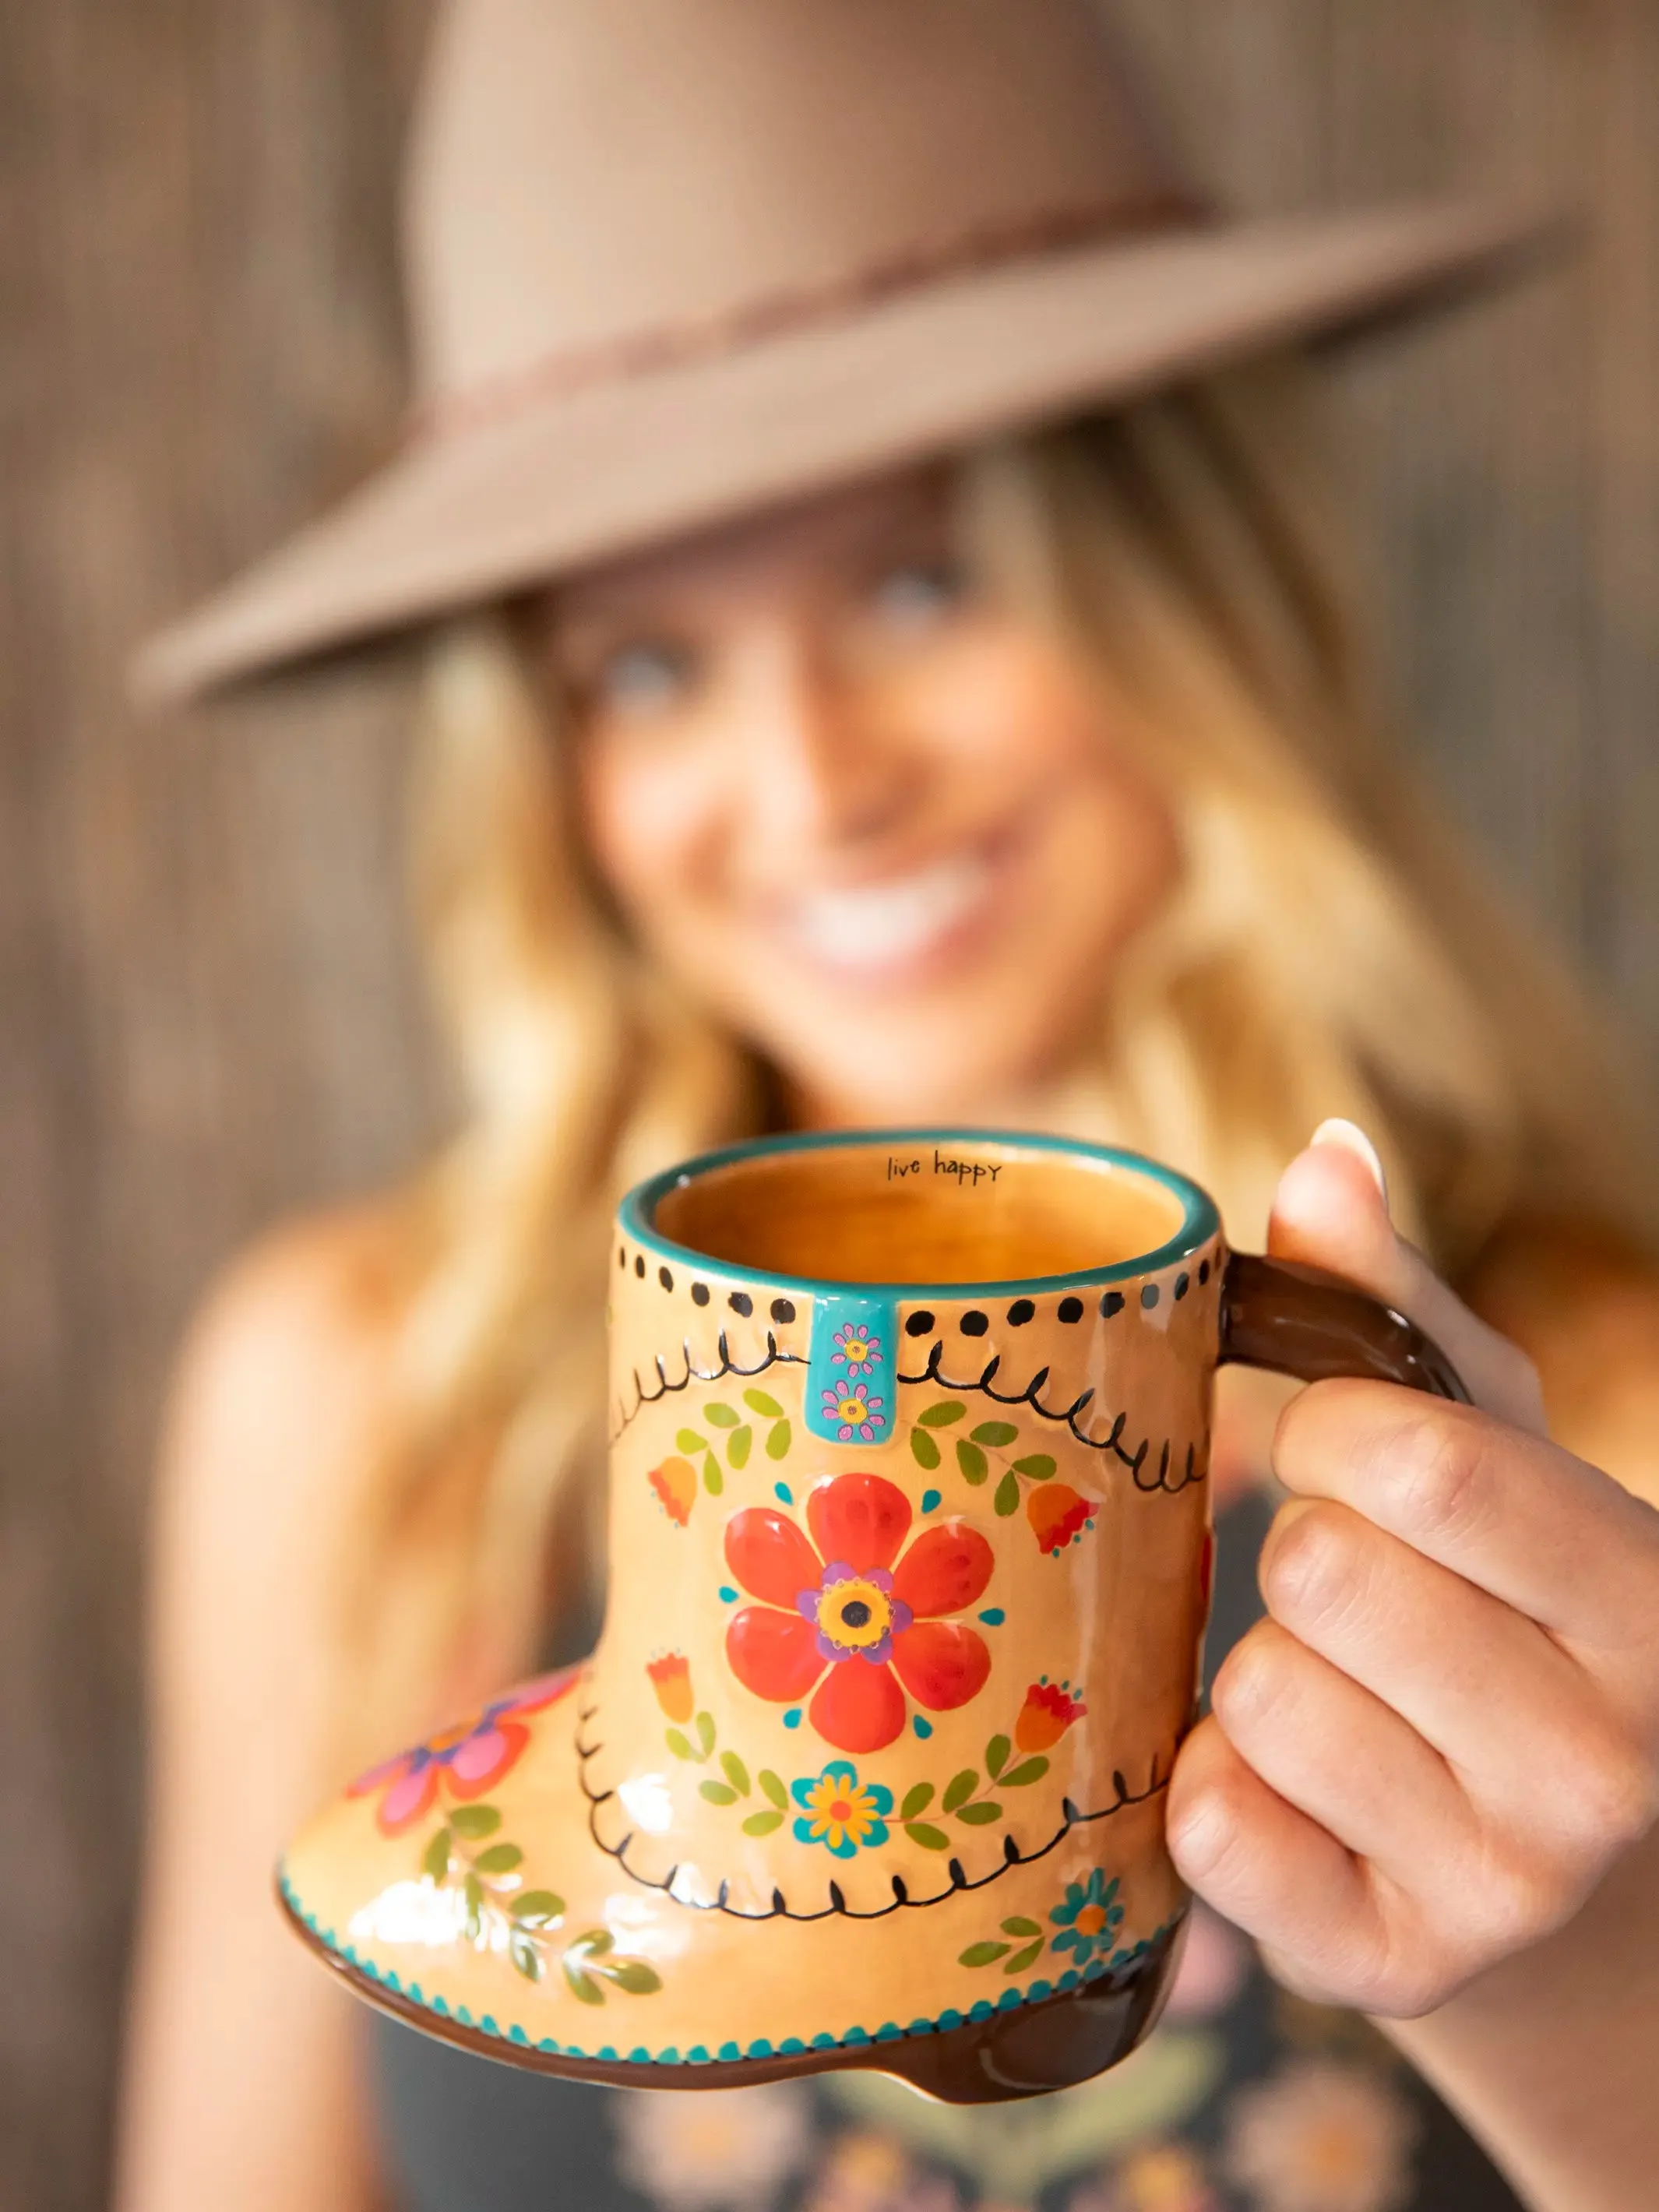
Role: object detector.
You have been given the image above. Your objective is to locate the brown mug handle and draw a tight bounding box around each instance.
[1218,1252,1471,1404]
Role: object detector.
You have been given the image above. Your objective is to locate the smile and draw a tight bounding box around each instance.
[781,847,996,976]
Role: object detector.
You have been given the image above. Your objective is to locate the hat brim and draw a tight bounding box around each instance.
[136,198,1555,706]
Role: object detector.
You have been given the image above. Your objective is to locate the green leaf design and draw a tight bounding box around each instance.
[918,1402,965,1428]
[909,1428,941,1471]
[1013,1453,1056,1479]
[955,1439,988,1484]
[956,1802,1003,1826]
[720,1751,751,1795]
[703,1452,724,1495]
[1000,1916,1042,1938]
[449,1805,502,1840]
[766,1420,792,1460]
[984,1734,1011,1780]
[513,1890,565,1926]
[562,1960,604,2005]
[576,1928,615,1957]
[665,1728,695,1760]
[745,1388,784,1418]
[904,1822,952,1851]
[474,1842,524,1875]
[727,1425,752,1468]
[597,1958,664,1996]
[1001,1756,1050,1788]
[960,1941,1010,1968]
[970,1421,1019,1447]
[509,1933,543,1981]
[705,1401,740,1428]
[1006,1939,1044,1974]
[696,1710,717,1756]
[741,1809,785,1837]
[699,1781,739,1805]
[463,1873,484,1941]
[942,1769,978,1813]
[900,1781,935,1820]
[676,1428,706,1455]
[993,1471,1020,1516]
[422,1827,452,1880]
[759,1769,788,1810]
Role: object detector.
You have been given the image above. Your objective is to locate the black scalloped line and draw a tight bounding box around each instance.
[573,1703,1169,1921]
[896,1341,1202,1495]
[609,1330,806,1442]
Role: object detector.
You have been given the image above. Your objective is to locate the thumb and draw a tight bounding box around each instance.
[1268,1119,1546,1434]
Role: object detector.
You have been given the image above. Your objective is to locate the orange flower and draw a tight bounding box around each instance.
[647,1454,697,1527]
[646,1652,695,1722]
[1026,1481,1096,1557]
[1015,1678,1087,1752]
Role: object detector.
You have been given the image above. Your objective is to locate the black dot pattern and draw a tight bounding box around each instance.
[729,1291,753,1317]
[770,1298,796,1325]
[1101,1291,1125,1319]
[1057,1296,1083,1323]
[617,1246,626,1269]
[1198,1258,1211,1285]
[1006,1298,1035,1326]
[634,1256,646,1277]
[658,1266,674,1291]
[1140,1283,1161,1309]
[905,1310,935,1337]
[691,1282,710,1307]
[960,1311,989,1337]
[1174,1272,1189,1301]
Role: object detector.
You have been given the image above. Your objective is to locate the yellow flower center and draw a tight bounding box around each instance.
[835,1394,868,1423]
[842,1338,870,1362]
[816,1576,893,1650]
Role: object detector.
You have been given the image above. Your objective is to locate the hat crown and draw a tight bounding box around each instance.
[407,0,1182,403]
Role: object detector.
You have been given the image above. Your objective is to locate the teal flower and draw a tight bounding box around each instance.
[1049,1868,1124,1965]
[791,1760,893,1858]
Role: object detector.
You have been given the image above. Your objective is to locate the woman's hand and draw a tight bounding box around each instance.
[1167,1122,1659,2019]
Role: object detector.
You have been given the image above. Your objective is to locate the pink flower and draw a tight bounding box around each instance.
[347,1668,577,1837]
[819,1379,886,1442]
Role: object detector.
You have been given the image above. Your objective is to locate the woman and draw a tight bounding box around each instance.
[119,5,1659,2210]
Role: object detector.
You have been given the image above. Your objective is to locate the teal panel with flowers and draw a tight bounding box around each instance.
[805,1293,895,1448]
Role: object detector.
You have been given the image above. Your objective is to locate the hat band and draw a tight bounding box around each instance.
[410,188,1205,443]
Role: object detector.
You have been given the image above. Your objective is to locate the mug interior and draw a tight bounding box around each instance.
[646,1132,1198,1287]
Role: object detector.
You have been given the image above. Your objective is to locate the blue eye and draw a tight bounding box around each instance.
[869,560,969,632]
[594,639,695,719]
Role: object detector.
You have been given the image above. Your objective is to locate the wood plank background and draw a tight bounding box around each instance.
[1,5,1654,2204]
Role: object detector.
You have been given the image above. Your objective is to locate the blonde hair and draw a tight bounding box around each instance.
[339,360,1655,1751]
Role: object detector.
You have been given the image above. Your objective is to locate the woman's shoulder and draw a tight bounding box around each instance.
[174,1201,414,1437]
[1461,1213,1659,1500]
[157,1199,422,1590]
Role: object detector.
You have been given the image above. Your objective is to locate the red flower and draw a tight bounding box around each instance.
[347,1668,577,1837]
[1015,1678,1087,1752]
[724,1473,994,1754]
[1026,1480,1096,1557]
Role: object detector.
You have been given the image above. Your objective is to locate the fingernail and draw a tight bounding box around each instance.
[1310,1118,1389,1210]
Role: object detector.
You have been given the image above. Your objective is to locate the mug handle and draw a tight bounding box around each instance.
[1218,1252,1471,1404]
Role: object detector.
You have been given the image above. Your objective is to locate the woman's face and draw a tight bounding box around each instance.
[547,470,1180,1124]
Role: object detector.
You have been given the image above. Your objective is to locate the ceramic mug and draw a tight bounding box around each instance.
[280,1130,1464,2103]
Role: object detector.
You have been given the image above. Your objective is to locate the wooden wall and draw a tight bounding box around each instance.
[1,4,1654,2204]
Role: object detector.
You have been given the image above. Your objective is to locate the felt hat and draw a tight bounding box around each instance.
[136,0,1546,705]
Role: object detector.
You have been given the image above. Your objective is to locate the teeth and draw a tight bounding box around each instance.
[786,851,992,974]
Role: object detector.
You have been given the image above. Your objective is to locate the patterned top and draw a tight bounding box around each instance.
[370,1492,1527,2212]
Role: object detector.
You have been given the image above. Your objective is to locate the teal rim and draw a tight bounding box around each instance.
[618,1128,1220,1301]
